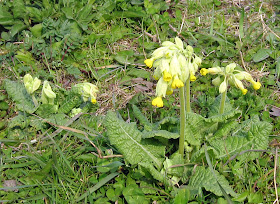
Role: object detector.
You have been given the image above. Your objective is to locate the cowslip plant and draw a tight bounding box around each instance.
[200,63,261,114]
[23,74,41,107]
[144,37,202,156]
[103,37,272,201]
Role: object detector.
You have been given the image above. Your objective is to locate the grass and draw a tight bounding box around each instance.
[0,0,280,203]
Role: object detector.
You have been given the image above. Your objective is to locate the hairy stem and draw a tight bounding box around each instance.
[219,89,227,115]
[185,78,191,113]
[179,87,186,157]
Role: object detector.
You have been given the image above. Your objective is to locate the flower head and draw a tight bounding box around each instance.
[23,74,41,94]
[152,97,163,107]
[171,76,184,89]
[41,81,56,104]
[73,82,99,103]
[144,58,154,68]
[201,63,261,95]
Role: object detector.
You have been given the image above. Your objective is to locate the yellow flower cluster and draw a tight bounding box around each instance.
[73,82,99,104]
[200,63,261,95]
[144,37,202,107]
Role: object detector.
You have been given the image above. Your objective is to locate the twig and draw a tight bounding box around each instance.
[274,147,279,204]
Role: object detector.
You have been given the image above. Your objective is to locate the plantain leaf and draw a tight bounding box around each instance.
[189,166,237,197]
[4,79,37,114]
[105,111,165,169]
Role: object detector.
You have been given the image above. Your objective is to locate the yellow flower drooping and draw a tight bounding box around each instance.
[152,97,164,107]
[171,76,184,89]
[242,89,248,95]
[252,81,261,90]
[144,58,154,68]
[91,98,97,104]
[190,74,196,82]
[200,68,208,76]
[163,70,172,82]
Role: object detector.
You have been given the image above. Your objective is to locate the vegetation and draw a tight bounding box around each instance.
[0,0,280,203]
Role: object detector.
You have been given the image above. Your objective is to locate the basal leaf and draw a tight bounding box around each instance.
[142,130,179,139]
[105,111,165,168]
[185,110,241,146]
[189,166,237,197]
[4,79,37,114]
[12,0,26,19]
[209,94,233,117]
[132,105,153,131]
[253,48,272,62]
[8,114,30,129]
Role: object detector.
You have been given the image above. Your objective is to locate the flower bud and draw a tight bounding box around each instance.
[152,47,168,59]
[219,80,227,93]
[225,63,236,73]
[252,81,261,90]
[162,41,175,47]
[156,77,168,97]
[194,56,202,66]
[175,37,184,50]
[212,76,222,87]
[41,81,56,104]
[169,54,181,76]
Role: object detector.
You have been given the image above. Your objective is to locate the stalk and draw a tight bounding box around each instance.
[32,94,38,107]
[185,78,191,113]
[219,89,227,115]
[179,87,186,157]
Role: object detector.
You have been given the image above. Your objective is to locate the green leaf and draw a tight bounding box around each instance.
[127,68,150,80]
[253,48,272,62]
[276,57,280,78]
[142,130,179,139]
[58,93,83,114]
[209,94,233,116]
[189,166,237,197]
[105,111,165,168]
[0,5,14,26]
[10,21,27,37]
[4,79,37,114]
[13,0,26,19]
[123,185,148,204]
[8,114,30,129]
[185,110,241,146]
[30,24,42,37]
[173,189,190,204]
[132,104,153,131]
[139,162,171,186]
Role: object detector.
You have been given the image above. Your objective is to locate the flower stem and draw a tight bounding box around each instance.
[179,87,186,157]
[185,78,191,113]
[219,89,227,115]
[32,94,38,107]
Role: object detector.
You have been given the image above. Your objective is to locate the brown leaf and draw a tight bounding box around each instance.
[269,106,280,117]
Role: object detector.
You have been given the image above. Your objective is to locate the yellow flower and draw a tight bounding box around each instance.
[91,98,97,104]
[200,68,208,76]
[171,76,184,89]
[252,81,261,90]
[190,74,196,82]
[152,97,163,107]
[163,70,172,82]
[144,58,154,68]
[241,89,248,95]
[166,89,173,95]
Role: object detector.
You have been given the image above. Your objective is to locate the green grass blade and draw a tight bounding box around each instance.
[76,172,119,201]
[239,8,245,39]
[204,144,234,204]
[210,5,215,36]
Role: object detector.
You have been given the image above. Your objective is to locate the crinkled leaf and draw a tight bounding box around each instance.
[4,79,37,113]
[8,114,30,129]
[164,153,184,177]
[132,104,153,131]
[46,113,68,126]
[185,110,241,146]
[189,166,237,197]
[139,162,172,186]
[105,111,165,168]
[142,130,179,139]
[154,117,179,130]
[209,94,233,117]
